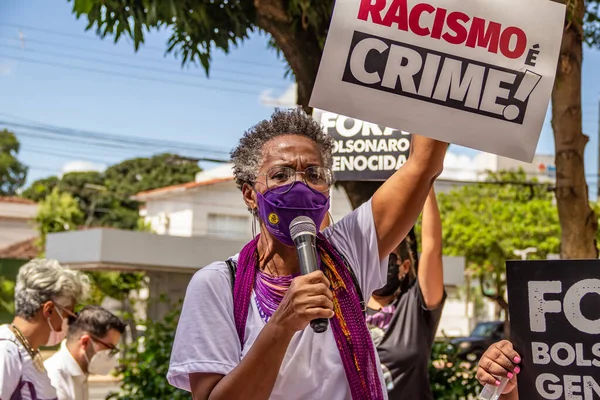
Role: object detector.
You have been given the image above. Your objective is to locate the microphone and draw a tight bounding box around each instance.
[289,216,329,333]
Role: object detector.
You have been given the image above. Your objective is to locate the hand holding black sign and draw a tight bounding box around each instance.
[506,260,600,400]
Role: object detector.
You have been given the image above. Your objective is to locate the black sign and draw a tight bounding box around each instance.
[314,110,411,181]
[342,30,542,125]
[506,260,600,400]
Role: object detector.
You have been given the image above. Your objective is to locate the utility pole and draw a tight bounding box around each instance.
[597,94,600,201]
[514,247,537,260]
[83,183,107,227]
[18,29,25,49]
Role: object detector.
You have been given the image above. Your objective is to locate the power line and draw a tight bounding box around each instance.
[7,119,600,181]
[26,164,62,173]
[0,115,231,156]
[1,122,226,157]
[11,124,600,181]
[11,126,232,164]
[0,22,284,70]
[22,145,228,171]
[0,36,285,79]
[0,53,263,97]
[21,145,117,165]
[0,43,289,91]
[2,113,158,154]
[12,128,148,152]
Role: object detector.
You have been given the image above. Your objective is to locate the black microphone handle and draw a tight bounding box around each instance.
[294,235,329,334]
[310,318,329,333]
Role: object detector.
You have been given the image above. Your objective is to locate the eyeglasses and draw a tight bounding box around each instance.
[90,336,120,357]
[256,166,334,194]
[54,304,77,321]
[67,312,78,325]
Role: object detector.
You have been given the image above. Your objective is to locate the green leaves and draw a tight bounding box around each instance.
[422,169,561,310]
[435,170,560,271]
[85,271,146,304]
[109,301,191,400]
[34,188,85,255]
[72,0,94,14]
[0,129,28,196]
[22,153,200,231]
[287,0,334,48]
[21,176,60,202]
[0,276,15,316]
[585,1,600,46]
[68,0,256,75]
[429,341,479,399]
[65,0,337,77]
[103,153,200,199]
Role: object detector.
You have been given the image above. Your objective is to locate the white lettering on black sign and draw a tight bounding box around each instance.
[317,111,411,181]
[507,260,600,400]
[342,31,542,124]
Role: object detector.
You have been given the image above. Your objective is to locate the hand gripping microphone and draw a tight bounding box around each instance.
[289,216,329,333]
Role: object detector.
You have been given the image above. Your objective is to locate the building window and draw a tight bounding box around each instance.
[207,214,249,239]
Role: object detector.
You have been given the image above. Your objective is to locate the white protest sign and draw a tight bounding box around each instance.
[309,0,566,162]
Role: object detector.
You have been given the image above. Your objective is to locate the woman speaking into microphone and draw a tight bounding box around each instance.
[167,108,448,400]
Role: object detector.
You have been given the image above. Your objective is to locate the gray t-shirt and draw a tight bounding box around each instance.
[367,281,445,400]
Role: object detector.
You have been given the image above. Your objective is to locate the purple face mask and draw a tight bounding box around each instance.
[256,182,330,246]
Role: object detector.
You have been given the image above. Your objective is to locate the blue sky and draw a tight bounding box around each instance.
[1,0,600,196]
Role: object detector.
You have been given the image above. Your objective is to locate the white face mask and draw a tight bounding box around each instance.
[45,307,68,347]
[85,344,119,375]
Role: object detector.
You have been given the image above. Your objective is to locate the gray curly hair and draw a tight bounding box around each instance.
[231,108,334,190]
[14,259,90,320]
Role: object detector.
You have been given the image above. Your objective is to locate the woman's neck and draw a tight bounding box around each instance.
[11,316,46,350]
[257,233,300,276]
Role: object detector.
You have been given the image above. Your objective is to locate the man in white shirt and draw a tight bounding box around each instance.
[45,306,126,400]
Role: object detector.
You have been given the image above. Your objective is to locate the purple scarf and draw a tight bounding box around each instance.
[232,234,384,400]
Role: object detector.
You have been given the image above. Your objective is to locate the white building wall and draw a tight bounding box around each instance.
[0,201,38,249]
[437,299,473,338]
[167,210,194,237]
[190,182,251,237]
[0,219,37,249]
[143,195,195,237]
[328,187,354,225]
[496,154,555,181]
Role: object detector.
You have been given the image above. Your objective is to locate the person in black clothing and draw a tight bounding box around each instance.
[366,188,446,400]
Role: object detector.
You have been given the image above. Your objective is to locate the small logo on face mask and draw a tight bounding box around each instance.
[268,213,279,225]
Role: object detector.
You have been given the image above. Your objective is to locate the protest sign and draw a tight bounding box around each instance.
[506,260,600,400]
[309,0,566,162]
[313,109,411,181]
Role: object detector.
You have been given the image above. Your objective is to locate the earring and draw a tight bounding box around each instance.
[327,211,335,226]
[323,211,336,240]
[251,209,258,238]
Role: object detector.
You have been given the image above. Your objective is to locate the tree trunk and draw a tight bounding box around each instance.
[479,276,510,338]
[338,181,419,268]
[253,0,322,114]
[551,0,598,259]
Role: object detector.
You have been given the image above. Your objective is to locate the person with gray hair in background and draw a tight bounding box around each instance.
[45,306,126,400]
[0,259,89,400]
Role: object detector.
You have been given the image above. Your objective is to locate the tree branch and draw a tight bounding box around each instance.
[479,274,509,313]
[253,0,324,111]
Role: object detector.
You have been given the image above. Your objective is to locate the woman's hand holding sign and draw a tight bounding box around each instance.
[477,340,521,399]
